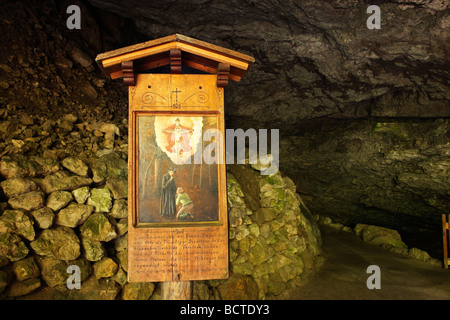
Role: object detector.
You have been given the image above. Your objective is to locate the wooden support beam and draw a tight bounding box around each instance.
[122,61,135,86]
[216,63,230,88]
[161,281,193,300]
[170,48,182,74]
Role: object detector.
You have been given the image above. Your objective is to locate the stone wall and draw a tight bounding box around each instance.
[0,114,323,300]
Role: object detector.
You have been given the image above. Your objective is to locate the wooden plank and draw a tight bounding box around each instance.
[96,34,254,66]
[101,42,175,69]
[176,42,250,70]
[161,281,192,300]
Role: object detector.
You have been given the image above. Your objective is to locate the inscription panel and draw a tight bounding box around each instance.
[128,227,228,282]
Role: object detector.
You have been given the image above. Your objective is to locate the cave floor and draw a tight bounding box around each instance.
[289,225,450,300]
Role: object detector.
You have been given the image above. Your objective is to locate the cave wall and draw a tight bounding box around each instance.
[280,118,449,257]
[87,0,450,131]
[81,0,450,257]
[0,0,449,272]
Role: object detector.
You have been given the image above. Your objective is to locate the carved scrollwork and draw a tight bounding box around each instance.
[141,92,168,105]
[183,91,209,104]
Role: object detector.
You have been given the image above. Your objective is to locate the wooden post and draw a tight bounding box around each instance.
[443,214,449,269]
[161,281,193,300]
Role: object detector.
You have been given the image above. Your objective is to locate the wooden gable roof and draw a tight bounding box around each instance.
[95,34,255,83]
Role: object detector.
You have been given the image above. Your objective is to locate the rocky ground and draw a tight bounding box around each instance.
[291,225,450,300]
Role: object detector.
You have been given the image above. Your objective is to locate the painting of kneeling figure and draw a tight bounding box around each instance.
[136,114,221,226]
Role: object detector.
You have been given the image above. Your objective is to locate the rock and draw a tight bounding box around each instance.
[0,232,29,261]
[40,171,92,194]
[115,250,127,272]
[81,236,105,262]
[73,276,120,300]
[93,257,118,279]
[58,120,73,131]
[253,207,276,226]
[250,153,278,176]
[90,151,127,183]
[61,157,89,177]
[71,47,92,68]
[114,219,128,237]
[113,234,127,252]
[408,247,431,262]
[8,191,45,211]
[112,268,127,287]
[99,123,120,149]
[30,226,81,261]
[12,256,40,281]
[64,114,78,123]
[19,114,34,126]
[46,190,73,211]
[0,270,8,293]
[121,282,155,300]
[0,156,32,179]
[31,157,61,176]
[247,241,273,265]
[0,209,35,241]
[216,274,259,300]
[0,255,9,268]
[0,156,58,179]
[110,199,127,219]
[80,213,117,242]
[72,186,90,204]
[74,276,120,300]
[81,83,98,100]
[30,207,54,229]
[0,178,38,197]
[355,224,407,249]
[37,256,91,287]
[7,277,41,297]
[87,188,113,213]
[55,203,94,228]
[105,178,128,199]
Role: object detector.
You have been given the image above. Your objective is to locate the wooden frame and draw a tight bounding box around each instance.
[132,112,225,228]
[127,74,228,282]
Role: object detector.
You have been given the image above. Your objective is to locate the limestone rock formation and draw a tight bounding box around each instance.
[86,0,450,130]
[281,119,450,256]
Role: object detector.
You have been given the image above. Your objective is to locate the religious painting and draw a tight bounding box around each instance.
[136,113,221,226]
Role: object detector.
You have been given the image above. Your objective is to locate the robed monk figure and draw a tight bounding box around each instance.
[160,167,177,217]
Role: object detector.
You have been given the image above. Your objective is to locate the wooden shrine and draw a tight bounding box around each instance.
[96,34,254,283]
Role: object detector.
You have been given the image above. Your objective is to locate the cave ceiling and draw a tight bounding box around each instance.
[88,0,450,133]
